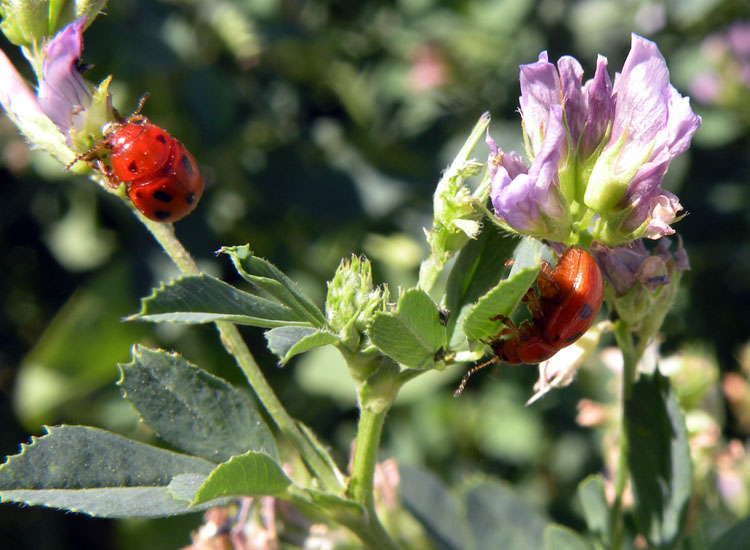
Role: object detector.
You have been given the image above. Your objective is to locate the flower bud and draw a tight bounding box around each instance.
[326,255,388,349]
[591,237,689,342]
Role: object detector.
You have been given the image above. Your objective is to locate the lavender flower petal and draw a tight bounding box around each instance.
[580,55,613,158]
[557,56,585,146]
[609,34,670,175]
[491,105,567,234]
[519,52,562,155]
[37,17,91,139]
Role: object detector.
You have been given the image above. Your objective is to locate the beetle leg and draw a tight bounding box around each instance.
[536,261,560,300]
[489,314,520,333]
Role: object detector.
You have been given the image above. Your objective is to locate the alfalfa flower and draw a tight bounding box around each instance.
[584,35,701,243]
[488,104,572,243]
[36,16,112,153]
[488,34,700,247]
[590,237,689,342]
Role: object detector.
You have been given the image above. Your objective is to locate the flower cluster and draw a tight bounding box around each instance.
[591,237,689,341]
[489,34,701,247]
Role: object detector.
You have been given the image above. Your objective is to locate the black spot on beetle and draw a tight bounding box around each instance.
[578,303,594,320]
[566,331,583,343]
[185,192,196,205]
[128,161,138,173]
[152,190,173,203]
[156,133,167,143]
[180,153,194,175]
[154,210,171,220]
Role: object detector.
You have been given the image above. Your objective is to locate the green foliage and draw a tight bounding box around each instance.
[368,289,447,368]
[709,518,750,550]
[118,346,278,463]
[2,1,748,549]
[577,475,610,545]
[133,274,312,327]
[443,225,520,346]
[265,326,340,364]
[399,464,547,550]
[462,238,541,342]
[192,452,292,504]
[0,426,216,518]
[220,245,327,327]
[626,371,692,548]
[543,525,594,550]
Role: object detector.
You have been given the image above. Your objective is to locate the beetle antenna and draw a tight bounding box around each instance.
[454,356,498,397]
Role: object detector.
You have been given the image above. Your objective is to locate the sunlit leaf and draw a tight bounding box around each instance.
[118,346,278,463]
[192,452,291,505]
[265,326,339,364]
[0,426,214,518]
[368,289,447,368]
[220,245,326,326]
[132,274,310,327]
[626,371,692,547]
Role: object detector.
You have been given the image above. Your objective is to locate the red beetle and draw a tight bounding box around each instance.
[491,246,604,364]
[74,99,203,223]
[456,247,604,395]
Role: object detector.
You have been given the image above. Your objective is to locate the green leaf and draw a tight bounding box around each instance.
[626,371,692,548]
[400,465,548,550]
[399,464,466,550]
[0,426,215,518]
[463,479,547,550]
[265,326,339,364]
[166,473,208,503]
[220,245,326,327]
[132,274,311,328]
[461,237,541,342]
[462,263,540,343]
[577,474,610,544]
[544,525,594,550]
[368,289,447,368]
[192,452,292,505]
[118,346,278,463]
[709,517,750,550]
[444,226,519,346]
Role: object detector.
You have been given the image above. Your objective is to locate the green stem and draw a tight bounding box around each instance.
[347,405,399,550]
[138,214,343,491]
[610,320,639,550]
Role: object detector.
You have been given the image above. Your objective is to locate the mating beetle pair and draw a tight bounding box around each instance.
[489,246,604,365]
[456,246,604,395]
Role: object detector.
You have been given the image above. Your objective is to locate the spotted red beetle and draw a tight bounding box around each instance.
[455,247,604,395]
[75,98,203,223]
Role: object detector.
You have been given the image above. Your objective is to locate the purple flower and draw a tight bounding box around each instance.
[584,35,701,239]
[488,104,570,240]
[591,237,689,337]
[591,239,669,296]
[517,51,614,163]
[0,46,50,128]
[37,17,92,145]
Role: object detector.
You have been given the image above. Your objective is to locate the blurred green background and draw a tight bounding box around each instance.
[1,0,750,548]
